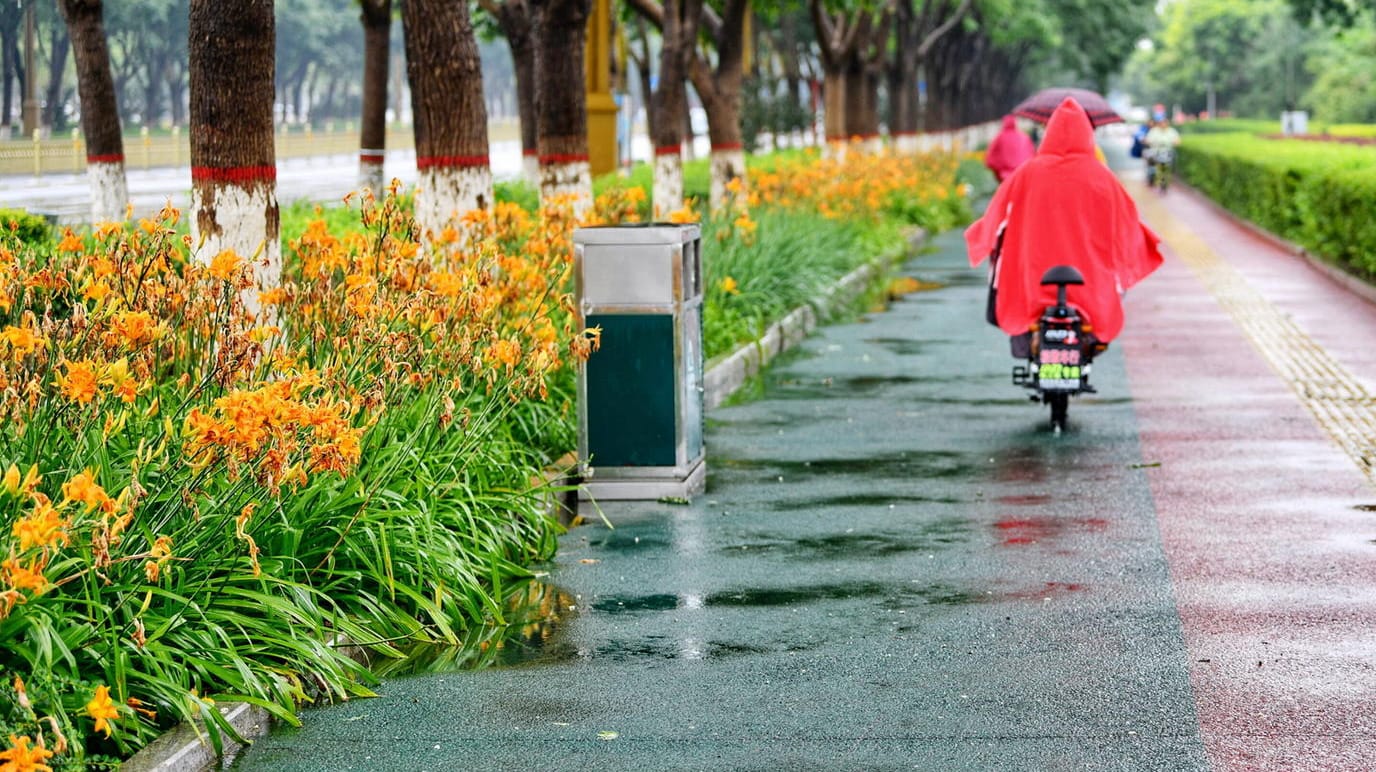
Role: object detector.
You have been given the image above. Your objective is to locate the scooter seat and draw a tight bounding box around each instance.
[1040,265,1085,286]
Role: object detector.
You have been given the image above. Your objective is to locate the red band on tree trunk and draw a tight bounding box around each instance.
[359,154,385,164]
[86,153,125,164]
[654,145,681,156]
[538,153,589,165]
[710,142,744,152]
[416,155,490,170]
[522,148,538,157]
[191,165,277,183]
[891,130,920,137]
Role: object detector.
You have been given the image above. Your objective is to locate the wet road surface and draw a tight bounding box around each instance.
[232,156,1376,771]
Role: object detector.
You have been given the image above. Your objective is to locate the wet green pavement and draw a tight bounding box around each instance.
[233,230,1207,771]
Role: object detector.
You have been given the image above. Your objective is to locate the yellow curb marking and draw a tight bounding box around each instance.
[1135,186,1376,482]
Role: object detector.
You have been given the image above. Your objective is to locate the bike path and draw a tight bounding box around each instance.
[234,225,1210,770]
[1125,180,1376,769]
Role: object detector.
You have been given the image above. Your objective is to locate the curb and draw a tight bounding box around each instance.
[703,229,925,410]
[120,702,268,772]
[120,227,928,772]
[1175,181,1376,309]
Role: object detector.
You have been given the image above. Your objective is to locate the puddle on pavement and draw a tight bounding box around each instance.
[996,493,1054,507]
[721,519,971,559]
[993,516,1109,546]
[584,531,672,552]
[589,580,980,614]
[768,492,962,509]
[864,337,928,356]
[372,581,579,675]
[715,450,974,481]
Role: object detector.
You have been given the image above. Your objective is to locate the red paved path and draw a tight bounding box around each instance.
[1122,183,1376,770]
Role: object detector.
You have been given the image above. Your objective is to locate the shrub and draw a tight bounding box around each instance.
[0,208,54,249]
[1178,132,1376,276]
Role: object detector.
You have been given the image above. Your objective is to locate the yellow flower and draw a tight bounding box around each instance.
[55,360,100,404]
[145,534,173,582]
[61,469,113,513]
[2,465,18,496]
[667,206,698,224]
[11,499,68,552]
[207,249,243,281]
[57,230,83,252]
[0,325,45,362]
[110,310,160,346]
[85,685,120,738]
[1,557,47,593]
[719,276,740,295]
[489,339,521,369]
[0,734,54,772]
[82,280,112,303]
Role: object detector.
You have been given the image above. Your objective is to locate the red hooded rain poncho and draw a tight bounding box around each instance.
[965,98,1163,342]
[984,115,1035,182]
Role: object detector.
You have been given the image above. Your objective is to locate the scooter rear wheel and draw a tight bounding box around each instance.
[1048,392,1069,431]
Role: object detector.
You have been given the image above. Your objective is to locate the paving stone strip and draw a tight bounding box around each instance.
[1136,189,1376,481]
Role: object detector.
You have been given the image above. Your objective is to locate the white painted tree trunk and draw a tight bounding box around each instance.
[539,160,592,220]
[414,165,494,240]
[191,182,281,319]
[653,150,683,219]
[709,147,746,212]
[894,132,920,155]
[87,160,128,223]
[522,152,540,186]
[358,150,385,195]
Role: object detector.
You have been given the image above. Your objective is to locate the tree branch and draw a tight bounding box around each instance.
[917,0,972,57]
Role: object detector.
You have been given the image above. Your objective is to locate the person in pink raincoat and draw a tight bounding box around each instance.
[984,115,1036,183]
[966,98,1163,345]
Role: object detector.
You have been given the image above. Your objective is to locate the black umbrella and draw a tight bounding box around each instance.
[1012,87,1123,127]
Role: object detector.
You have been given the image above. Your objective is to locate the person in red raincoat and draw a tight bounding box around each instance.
[965,97,1163,349]
[984,115,1035,182]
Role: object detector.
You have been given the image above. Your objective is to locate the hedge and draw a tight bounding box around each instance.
[1177,132,1376,276]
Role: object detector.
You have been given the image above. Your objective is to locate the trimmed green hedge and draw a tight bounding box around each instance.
[1177,132,1376,276]
[0,208,53,248]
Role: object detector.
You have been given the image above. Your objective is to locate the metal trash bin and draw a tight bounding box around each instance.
[574,223,705,500]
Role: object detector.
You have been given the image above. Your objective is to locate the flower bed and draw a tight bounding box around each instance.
[0,146,971,768]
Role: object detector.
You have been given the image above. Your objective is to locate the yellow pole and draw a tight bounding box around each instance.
[585,0,617,176]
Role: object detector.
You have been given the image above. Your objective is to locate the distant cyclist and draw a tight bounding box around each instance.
[1143,120,1181,190]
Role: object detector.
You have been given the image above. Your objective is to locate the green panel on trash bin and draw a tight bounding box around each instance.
[586,314,677,467]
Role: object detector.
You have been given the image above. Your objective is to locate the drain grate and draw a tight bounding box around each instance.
[1138,191,1376,481]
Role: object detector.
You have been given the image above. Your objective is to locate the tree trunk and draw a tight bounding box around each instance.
[189,0,279,310]
[689,0,748,211]
[821,70,845,142]
[146,50,170,128]
[0,9,17,128]
[650,0,700,217]
[486,0,540,185]
[59,0,127,223]
[532,0,591,215]
[43,21,69,130]
[167,62,186,126]
[358,0,390,194]
[403,0,493,239]
[629,17,654,161]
